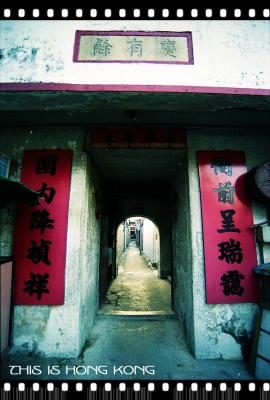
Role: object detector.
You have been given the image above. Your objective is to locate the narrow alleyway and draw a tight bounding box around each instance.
[101,242,172,313]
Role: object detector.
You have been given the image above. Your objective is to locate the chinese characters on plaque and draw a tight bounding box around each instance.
[13,150,73,305]
[73,31,193,64]
[197,151,260,304]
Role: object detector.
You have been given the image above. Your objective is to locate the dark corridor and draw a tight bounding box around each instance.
[86,128,187,309]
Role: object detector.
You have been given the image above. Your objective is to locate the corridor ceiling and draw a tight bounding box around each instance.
[0,91,269,127]
[89,149,185,183]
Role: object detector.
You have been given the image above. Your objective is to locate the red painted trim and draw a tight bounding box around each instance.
[75,30,193,37]
[0,83,269,96]
[71,59,192,65]
[73,30,194,65]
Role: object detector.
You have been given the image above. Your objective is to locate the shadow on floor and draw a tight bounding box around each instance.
[1,315,254,381]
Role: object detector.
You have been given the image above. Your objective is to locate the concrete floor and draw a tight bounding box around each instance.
[1,244,254,381]
[101,242,172,313]
[1,314,254,381]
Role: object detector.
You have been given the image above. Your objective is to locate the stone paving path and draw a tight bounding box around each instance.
[1,245,254,381]
[1,315,254,380]
[101,242,172,313]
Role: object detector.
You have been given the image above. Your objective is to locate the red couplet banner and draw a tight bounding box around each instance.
[197,151,260,304]
[13,150,73,305]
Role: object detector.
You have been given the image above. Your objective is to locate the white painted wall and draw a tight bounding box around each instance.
[143,218,159,266]
[0,20,269,89]
[116,222,125,262]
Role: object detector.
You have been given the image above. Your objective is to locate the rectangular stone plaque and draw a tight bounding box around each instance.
[73,31,193,64]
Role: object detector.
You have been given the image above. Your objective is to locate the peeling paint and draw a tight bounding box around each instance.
[217,333,242,360]
[0,21,269,88]
[221,318,250,360]
[6,46,38,63]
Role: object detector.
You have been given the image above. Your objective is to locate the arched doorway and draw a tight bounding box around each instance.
[100,216,172,314]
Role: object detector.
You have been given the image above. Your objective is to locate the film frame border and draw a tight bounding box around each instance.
[1,380,270,398]
[0,7,270,20]
[1,5,269,399]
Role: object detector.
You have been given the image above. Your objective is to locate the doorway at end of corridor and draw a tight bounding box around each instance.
[100,217,172,315]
